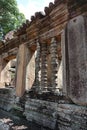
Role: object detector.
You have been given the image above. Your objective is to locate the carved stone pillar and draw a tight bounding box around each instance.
[41,43,48,92]
[35,41,41,92]
[16,44,27,97]
[50,38,59,93]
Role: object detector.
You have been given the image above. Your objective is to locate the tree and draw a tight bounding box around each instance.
[0,0,26,39]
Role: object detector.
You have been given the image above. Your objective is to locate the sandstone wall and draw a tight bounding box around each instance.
[0,60,11,87]
[26,51,35,90]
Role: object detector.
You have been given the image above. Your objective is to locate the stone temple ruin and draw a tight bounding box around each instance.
[0,0,87,129]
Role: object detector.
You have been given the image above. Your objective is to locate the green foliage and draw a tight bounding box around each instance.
[0,0,26,39]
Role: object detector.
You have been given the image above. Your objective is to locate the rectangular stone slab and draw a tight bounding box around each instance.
[65,15,87,106]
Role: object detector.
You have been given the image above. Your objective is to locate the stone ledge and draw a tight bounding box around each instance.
[24,98,87,130]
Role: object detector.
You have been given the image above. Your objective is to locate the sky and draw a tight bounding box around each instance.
[16,0,54,20]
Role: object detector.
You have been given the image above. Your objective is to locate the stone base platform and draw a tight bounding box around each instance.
[24,99,87,130]
[0,88,86,130]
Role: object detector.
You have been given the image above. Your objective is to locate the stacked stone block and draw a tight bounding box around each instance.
[50,38,59,93]
[41,43,48,92]
[35,41,41,92]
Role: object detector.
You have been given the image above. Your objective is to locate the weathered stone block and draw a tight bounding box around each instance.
[24,98,87,130]
[65,15,87,105]
[0,88,15,111]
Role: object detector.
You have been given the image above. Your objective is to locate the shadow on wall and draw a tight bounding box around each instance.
[26,49,36,91]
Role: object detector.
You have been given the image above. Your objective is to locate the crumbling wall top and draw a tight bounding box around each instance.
[0,0,87,54]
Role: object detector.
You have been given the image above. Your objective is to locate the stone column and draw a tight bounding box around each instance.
[41,43,48,92]
[61,30,67,95]
[50,38,59,93]
[35,40,41,92]
[65,15,87,106]
[16,44,27,97]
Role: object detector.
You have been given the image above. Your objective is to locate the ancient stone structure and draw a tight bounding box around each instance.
[0,0,87,130]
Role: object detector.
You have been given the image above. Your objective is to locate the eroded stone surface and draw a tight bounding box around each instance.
[65,15,87,105]
[0,121,10,130]
[24,98,87,130]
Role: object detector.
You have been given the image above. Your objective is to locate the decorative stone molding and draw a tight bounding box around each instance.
[41,43,48,92]
[35,40,41,92]
[50,38,59,93]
